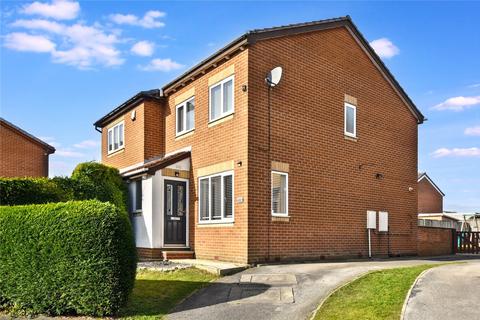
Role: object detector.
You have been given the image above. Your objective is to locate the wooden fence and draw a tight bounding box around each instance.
[455,231,480,254]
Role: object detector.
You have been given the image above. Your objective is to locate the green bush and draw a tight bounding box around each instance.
[0,177,70,205]
[71,162,128,213]
[0,200,136,316]
[0,162,128,211]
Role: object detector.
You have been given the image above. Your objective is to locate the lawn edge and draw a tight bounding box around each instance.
[400,267,435,320]
[308,270,371,320]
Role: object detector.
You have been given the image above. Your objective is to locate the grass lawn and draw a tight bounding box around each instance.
[119,267,218,320]
[313,264,437,320]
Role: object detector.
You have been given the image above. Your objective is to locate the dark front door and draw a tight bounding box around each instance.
[164,180,187,245]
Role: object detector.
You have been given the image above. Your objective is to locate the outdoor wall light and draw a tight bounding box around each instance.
[375,173,384,180]
[237,161,243,167]
[242,84,248,92]
[174,171,179,177]
[408,186,414,192]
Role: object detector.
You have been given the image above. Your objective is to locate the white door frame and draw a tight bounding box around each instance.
[161,175,189,248]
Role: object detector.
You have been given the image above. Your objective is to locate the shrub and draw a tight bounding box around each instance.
[71,162,128,213]
[0,200,137,316]
[0,177,70,205]
[0,162,128,211]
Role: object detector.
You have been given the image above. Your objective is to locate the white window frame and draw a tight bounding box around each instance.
[175,96,195,136]
[198,170,234,224]
[271,171,289,217]
[209,75,235,122]
[132,179,142,214]
[107,121,125,154]
[344,102,357,138]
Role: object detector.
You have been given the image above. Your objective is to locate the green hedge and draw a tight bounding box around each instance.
[0,177,69,205]
[0,162,128,211]
[0,200,136,316]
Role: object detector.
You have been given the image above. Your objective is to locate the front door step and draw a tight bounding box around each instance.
[163,250,195,260]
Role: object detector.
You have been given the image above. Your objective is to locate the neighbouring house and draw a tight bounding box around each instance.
[94,16,425,264]
[0,118,55,177]
[418,172,445,214]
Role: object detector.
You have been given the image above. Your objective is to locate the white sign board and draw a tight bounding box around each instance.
[379,211,389,232]
[367,211,376,229]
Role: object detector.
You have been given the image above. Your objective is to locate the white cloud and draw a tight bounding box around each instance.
[55,149,85,157]
[468,83,480,88]
[73,139,100,149]
[131,40,154,56]
[21,0,80,20]
[465,126,480,136]
[8,19,124,69]
[38,136,61,148]
[432,96,480,111]
[139,58,183,72]
[10,19,65,33]
[51,23,124,68]
[110,10,166,28]
[4,32,55,52]
[369,38,400,59]
[432,147,480,158]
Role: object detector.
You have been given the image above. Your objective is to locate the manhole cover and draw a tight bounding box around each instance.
[228,286,294,304]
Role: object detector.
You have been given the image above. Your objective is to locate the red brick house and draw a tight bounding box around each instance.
[94,17,425,263]
[0,118,55,178]
[418,172,445,214]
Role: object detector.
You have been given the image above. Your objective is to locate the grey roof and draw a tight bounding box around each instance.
[0,117,55,153]
[94,89,162,128]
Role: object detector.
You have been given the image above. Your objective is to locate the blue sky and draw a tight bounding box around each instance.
[1,1,479,212]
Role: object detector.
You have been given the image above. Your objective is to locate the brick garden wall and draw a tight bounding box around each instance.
[418,226,454,256]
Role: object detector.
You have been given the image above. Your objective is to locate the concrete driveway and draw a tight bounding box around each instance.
[167,255,479,320]
[403,260,480,320]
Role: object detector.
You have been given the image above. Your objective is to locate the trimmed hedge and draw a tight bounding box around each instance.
[0,200,136,316]
[0,177,69,205]
[71,162,128,213]
[0,162,128,211]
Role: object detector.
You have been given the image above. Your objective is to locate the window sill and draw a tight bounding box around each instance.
[107,147,125,157]
[344,135,358,142]
[197,221,234,227]
[208,113,234,128]
[175,129,195,140]
[272,215,290,222]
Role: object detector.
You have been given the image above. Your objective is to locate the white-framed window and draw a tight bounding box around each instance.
[107,121,124,154]
[344,102,356,138]
[209,75,234,122]
[176,96,195,136]
[129,179,142,213]
[198,171,234,223]
[271,171,288,216]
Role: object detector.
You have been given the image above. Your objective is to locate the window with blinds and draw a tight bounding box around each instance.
[198,171,234,223]
[271,171,288,216]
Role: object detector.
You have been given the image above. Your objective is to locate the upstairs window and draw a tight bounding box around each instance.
[176,97,195,136]
[344,102,357,138]
[209,75,234,122]
[271,171,288,216]
[108,121,124,153]
[199,171,234,223]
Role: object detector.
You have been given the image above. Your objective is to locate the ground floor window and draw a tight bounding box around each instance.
[199,171,233,223]
[130,179,142,213]
[272,171,288,216]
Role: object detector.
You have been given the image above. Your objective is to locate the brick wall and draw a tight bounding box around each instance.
[418,178,443,213]
[418,226,453,256]
[164,50,250,264]
[0,123,49,177]
[101,99,165,169]
[247,26,419,263]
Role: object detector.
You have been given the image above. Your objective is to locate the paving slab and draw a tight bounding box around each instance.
[167,255,480,320]
[170,258,248,275]
[403,261,480,320]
